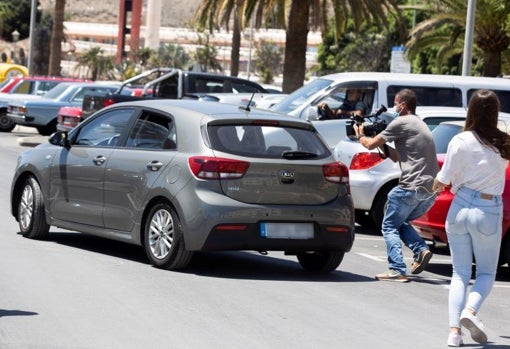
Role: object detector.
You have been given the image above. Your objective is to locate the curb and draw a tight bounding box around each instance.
[17,136,46,147]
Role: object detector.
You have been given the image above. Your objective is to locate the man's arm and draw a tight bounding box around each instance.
[354,125,400,162]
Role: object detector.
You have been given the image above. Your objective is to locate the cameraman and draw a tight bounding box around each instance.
[354,88,438,282]
[318,88,366,119]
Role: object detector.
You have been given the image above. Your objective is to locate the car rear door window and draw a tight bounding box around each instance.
[387,86,462,107]
[126,111,176,150]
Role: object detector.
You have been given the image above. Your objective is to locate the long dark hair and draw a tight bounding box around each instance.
[465,89,510,160]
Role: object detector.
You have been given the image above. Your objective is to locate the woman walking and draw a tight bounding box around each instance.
[433,89,510,346]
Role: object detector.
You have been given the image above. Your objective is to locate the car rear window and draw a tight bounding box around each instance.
[208,124,330,159]
[432,124,462,153]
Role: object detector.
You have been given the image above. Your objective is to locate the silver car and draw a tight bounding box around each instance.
[10,100,354,273]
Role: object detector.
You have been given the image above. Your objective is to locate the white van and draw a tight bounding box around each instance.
[271,72,510,119]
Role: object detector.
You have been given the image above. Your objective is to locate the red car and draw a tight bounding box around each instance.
[412,119,510,267]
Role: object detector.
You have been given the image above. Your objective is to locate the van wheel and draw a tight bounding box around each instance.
[370,184,395,229]
[18,176,50,239]
[143,203,193,270]
[0,110,15,132]
[296,251,344,273]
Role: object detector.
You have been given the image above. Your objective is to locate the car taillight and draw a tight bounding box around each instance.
[188,156,250,179]
[349,152,385,170]
[103,98,115,107]
[323,162,349,183]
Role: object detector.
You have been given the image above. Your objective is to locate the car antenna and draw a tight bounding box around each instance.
[241,90,256,112]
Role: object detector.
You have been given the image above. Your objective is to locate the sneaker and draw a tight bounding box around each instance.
[375,269,409,282]
[410,249,433,274]
[447,332,463,347]
[460,309,488,343]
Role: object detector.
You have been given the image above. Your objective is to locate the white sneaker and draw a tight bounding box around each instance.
[460,309,488,343]
[447,332,463,347]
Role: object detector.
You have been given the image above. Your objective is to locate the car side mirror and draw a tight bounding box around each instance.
[304,106,320,120]
[49,131,70,148]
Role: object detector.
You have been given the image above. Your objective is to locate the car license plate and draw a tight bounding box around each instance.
[260,222,314,239]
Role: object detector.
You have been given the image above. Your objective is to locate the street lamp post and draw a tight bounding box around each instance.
[12,29,20,64]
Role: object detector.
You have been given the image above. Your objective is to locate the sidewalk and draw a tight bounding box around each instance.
[13,126,47,147]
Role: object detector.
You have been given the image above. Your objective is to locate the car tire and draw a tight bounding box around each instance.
[143,202,193,270]
[355,210,375,227]
[37,119,57,136]
[370,183,396,229]
[296,251,344,273]
[18,176,50,239]
[499,233,510,267]
[0,110,15,132]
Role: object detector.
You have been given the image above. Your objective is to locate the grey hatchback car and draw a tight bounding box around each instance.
[10,100,354,273]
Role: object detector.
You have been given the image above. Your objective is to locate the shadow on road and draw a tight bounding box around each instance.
[0,309,38,318]
[31,231,375,282]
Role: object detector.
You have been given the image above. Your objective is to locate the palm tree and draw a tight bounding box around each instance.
[244,0,406,93]
[406,0,510,77]
[49,0,65,76]
[75,46,114,80]
[194,0,245,77]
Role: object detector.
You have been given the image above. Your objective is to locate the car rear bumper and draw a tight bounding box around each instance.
[177,190,355,252]
[201,221,355,252]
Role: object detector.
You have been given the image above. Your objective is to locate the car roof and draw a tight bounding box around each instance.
[111,99,311,123]
[317,72,510,89]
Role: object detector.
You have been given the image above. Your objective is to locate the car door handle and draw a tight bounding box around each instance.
[147,161,163,171]
[93,156,107,165]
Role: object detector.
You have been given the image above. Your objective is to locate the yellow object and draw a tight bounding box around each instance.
[0,63,29,83]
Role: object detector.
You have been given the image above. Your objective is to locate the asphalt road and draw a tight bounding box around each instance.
[1,127,510,349]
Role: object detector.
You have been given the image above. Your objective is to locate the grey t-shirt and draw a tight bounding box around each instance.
[380,114,439,191]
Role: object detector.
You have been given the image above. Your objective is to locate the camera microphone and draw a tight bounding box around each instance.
[374,105,387,117]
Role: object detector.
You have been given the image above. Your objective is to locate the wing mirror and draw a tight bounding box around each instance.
[48,131,70,148]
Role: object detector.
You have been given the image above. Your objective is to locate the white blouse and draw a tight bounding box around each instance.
[437,131,508,195]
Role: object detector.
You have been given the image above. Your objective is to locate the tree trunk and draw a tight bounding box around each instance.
[482,50,501,77]
[282,0,310,93]
[230,11,240,77]
[49,0,65,76]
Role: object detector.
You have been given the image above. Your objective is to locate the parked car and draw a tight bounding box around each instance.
[10,100,355,273]
[412,117,510,267]
[56,106,82,132]
[270,72,510,120]
[333,107,469,228]
[7,82,127,135]
[0,63,28,83]
[0,76,87,132]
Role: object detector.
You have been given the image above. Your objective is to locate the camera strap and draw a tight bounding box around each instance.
[377,144,390,159]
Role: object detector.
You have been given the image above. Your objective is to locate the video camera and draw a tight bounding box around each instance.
[345,105,388,138]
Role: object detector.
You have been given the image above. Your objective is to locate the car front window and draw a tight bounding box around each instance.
[73,108,135,147]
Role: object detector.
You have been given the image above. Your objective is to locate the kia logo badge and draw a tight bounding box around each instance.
[279,169,295,178]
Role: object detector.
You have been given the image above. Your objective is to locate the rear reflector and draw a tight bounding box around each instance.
[325,226,350,233]
[214,224,248,231]
[188,156,250,179]
[349,152,384,170]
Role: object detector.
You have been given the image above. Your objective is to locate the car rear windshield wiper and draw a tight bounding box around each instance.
[281,151,318,159]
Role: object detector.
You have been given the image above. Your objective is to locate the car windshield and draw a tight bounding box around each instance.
[271,78,332,114]
[43,83,73,99]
